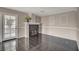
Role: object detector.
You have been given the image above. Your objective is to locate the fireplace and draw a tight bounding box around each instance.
[29,24,39,48]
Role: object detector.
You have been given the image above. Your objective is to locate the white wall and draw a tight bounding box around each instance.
[30,14,41,23]
[76,8,79,49]
[41,11,77,41]
[0,14,2,42]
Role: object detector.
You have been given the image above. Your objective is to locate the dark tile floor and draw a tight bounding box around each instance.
[0,42,2,51]
[40,34,78,51]
[3,39,16,51]
[0,34,78,51]
[17,37,27,51]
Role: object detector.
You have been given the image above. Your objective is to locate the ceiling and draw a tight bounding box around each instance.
[6,7,77,16]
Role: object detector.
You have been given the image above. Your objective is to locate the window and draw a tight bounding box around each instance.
[3,15,16,40]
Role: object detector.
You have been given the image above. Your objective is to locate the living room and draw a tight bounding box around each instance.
[0,7,79,51]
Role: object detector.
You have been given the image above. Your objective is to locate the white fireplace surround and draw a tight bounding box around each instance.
[24,22,41,50]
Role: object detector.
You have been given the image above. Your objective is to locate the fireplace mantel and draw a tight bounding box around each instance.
[24,22,41,50]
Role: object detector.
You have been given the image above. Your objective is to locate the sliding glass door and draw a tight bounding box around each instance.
[2,14,18,51]
[3,15,16,41]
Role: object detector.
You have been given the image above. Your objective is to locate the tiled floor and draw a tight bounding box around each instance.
[0,42,2,51]
[40,34,78,51]
[3,39,16,51]
[17,37,27,51]
[0,34,78,51]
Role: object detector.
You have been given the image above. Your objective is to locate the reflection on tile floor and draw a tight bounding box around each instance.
[3,39,16,51]
[0,42,2,51]
[17,37,26,51]
[0,34,78,51]
[41,34,78,51]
